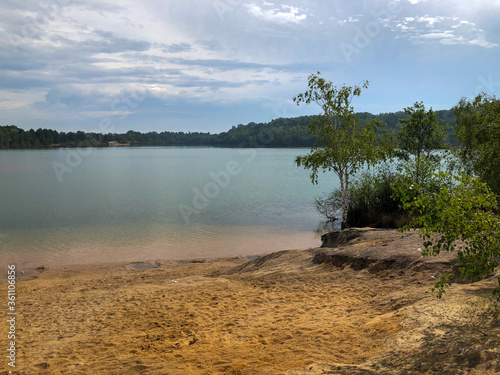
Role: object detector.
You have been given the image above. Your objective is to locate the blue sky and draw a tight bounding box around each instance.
[1,0,499,133]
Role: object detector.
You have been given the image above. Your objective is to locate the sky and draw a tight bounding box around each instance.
[1,0,499,134]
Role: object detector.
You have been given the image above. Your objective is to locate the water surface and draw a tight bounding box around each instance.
[0,147,338,267]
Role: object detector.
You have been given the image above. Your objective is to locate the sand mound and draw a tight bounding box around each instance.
[227,228,460,282]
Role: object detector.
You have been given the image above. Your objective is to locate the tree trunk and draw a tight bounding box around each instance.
[340,169,350,229]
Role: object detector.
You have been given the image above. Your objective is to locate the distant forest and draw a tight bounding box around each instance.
[0,109,457,149]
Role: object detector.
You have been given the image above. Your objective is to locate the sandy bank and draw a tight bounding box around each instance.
[1,228,499,374]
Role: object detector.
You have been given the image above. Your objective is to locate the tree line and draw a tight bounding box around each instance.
[0,110,457,149]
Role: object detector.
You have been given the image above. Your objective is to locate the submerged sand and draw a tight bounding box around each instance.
[1,229,499,374]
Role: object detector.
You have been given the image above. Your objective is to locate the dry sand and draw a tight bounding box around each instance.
[1,228,499,374]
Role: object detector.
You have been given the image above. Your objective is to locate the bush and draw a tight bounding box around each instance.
[394,172,500,299]
[316,166,409,228]
[347,167,404,228]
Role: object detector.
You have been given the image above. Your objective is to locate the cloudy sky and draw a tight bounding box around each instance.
[1,0,499,133]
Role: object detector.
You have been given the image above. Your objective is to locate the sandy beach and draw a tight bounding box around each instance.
[1,228,499,374]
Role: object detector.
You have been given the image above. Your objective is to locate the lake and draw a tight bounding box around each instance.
[0,147,338,268]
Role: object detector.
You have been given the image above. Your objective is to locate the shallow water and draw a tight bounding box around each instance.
[0,147,338,267]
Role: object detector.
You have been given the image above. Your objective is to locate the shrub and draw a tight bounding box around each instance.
[394,172,500,299]
[316,166,408,228]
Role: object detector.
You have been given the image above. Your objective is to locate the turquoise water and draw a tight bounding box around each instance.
[0,147,338,267]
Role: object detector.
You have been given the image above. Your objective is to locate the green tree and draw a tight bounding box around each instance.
[452,93,500,194]
[394,172,500,299]
[293,72,393,228]
[0,127,10,147]
[397,101,446,184]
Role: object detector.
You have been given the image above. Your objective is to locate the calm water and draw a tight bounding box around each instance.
[0,147,338,268]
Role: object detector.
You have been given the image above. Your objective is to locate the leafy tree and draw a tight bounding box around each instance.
[394,172,500,299]
[398,101,446,159]
[293,72,393,228]
[396,101,447,185]
[452,93,500,195]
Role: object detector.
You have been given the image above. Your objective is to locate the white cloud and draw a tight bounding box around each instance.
[389,15,498,48]
[392,0,427,4]
[0,90,45,110]
[245,3,307,24]
[452,20,474,29]
[467,38,498,48]
[418,31,455,39]
[414,15,444,26]
[334,16,360,25]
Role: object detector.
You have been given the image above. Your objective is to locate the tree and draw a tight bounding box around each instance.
[394,172,500,299]
[293,72,392,228]
[452,93,500,195]
[397,101,446,185]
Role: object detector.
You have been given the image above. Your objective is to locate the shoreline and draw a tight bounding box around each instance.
[1,228,499,374]
[0,227,430,282]
[0,228,323,274]
[4,254,265,283]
